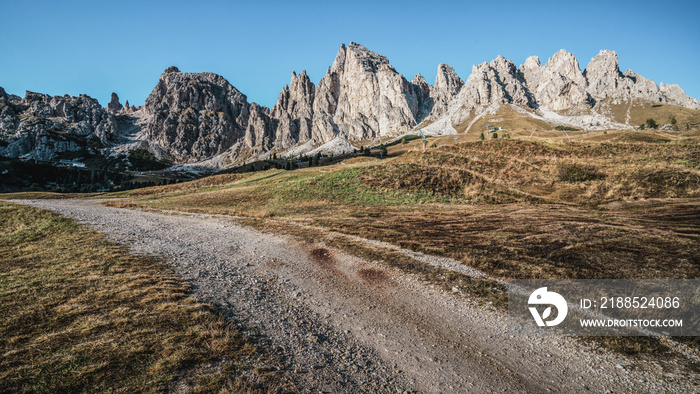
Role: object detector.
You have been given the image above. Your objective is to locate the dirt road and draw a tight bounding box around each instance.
[16,199,698,393]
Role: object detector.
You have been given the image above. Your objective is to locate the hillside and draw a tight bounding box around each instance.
[2,44,699,190]
[102,128,700,282]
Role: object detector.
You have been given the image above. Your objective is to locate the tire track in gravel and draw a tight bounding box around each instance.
[15,199,698,393]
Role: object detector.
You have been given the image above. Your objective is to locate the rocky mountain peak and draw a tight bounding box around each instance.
[489,55,520,79]
[545,49,586,85]
[411,74,428,86]
[164,66,180,74]
[522,55,542,70]
[425,63,464,120]
[660,82,700,109]
[331,44,347,74]
[310,41,419,143]
[584,50,623,99]
[271,69,316,148]
[143,70,251,162]
[410,74,432,120]
[520,49,591,110]
[273,70,315,116]
[0,91,118,160]
[342,42,395,73]
[107,92,123,114]
[454,56,532,111]
[435,63,463,93]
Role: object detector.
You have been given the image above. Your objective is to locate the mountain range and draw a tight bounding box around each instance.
[1,42,698,169]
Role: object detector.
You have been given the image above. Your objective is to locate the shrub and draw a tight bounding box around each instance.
[645,118,658,129]
[479,132,485,141]
[492,132,498,139]
[555,125,580,131]
[557,163,604,183]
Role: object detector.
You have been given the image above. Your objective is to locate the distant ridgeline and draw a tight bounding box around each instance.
[1,43,699,192]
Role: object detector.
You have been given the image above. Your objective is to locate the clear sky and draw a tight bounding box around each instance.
[2,0,698,108]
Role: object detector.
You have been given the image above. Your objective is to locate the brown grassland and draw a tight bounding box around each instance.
[101,127,700,354]
[105,130,700,282]
[0,201,281,393]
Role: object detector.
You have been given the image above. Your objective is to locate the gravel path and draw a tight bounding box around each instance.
[15,199,698,393]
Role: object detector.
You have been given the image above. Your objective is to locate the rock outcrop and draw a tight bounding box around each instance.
[268,42,430,151]
[582,50,664,104]
[270,70,315,149]
[143,68,255,162]
[410,73,432,121]
[0,91,118,160]
[428,64,463,118]
[579,50,699,109]
[311,42,421,143]
[583,50,625,100]
[520,50,592,111]
[451,56,532,111]
[107,92,123,113]
[660,82,700,109]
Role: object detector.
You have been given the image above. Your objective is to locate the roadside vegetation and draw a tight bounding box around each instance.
[0,201,281,392]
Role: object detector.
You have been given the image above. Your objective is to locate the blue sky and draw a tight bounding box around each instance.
[2,0,698,108]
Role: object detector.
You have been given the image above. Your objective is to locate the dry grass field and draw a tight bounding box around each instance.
[98,129,700,355]
[0,201,280,393]
[103,130,700,282]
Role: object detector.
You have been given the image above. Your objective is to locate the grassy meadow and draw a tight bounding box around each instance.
[103,130,700,282]
[0,201,280,393]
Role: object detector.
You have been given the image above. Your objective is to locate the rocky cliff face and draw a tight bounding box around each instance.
[310,42,422,143]
[660,82,700,109]
[0,90,118,160]
[435,48,700,131]
[410,74,432,121]
[457,55,533,110]
[270,70,315,150]
[269,42,431,151]
[583,50,625,100]
[520,50,592,111]
[143,67,254,162]
[428,64,463,118]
